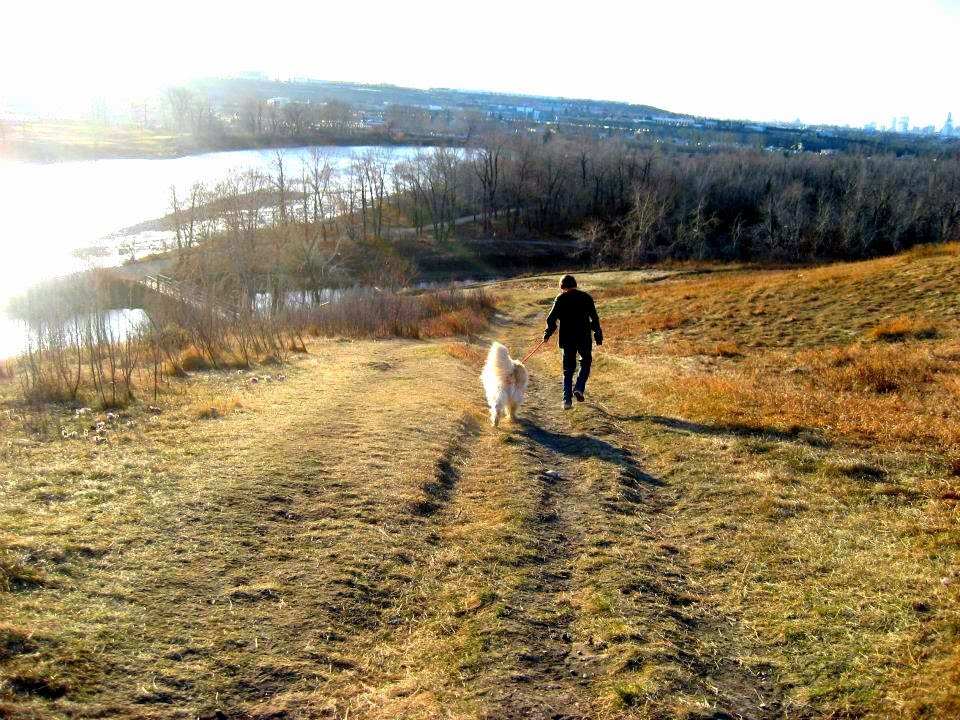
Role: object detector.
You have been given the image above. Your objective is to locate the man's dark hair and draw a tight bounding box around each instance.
[560,274,577,289]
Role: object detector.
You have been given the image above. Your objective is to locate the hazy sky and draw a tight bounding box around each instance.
[4,0,959,127]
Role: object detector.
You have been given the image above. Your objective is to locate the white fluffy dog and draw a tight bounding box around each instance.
[481,342,529,427]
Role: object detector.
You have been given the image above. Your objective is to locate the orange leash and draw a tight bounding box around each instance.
[520,339,546,363]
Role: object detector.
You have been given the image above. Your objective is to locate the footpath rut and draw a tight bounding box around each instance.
[477,373,605,720]
[433,313,784,720]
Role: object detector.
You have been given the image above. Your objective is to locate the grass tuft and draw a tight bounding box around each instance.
[822,459,886,482]
[612,681,643,708]
[0,624,38,660]
[189,395,242,420]
[7,667,70,699]
[866,316,938,342]
[0,551,46,592]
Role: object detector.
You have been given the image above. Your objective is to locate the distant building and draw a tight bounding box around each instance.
[360,112,385,127]
[943,112,954,136]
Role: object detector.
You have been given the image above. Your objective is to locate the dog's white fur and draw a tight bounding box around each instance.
[481,342,529,427]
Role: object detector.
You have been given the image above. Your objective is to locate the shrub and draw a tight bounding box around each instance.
[299,287,495,340]
[177,345,212,372]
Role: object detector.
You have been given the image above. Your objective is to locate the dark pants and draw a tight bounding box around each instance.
[561,343,592,402]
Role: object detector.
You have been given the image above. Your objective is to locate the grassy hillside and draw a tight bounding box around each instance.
[1,247,958,719]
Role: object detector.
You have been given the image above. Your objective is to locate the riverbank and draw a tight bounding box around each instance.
[0,119,459,163]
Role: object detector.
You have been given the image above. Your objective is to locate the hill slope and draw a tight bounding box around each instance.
[1,247,958,719]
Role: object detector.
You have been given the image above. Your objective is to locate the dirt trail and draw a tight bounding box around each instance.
[441,310,784,719]
[321,302,786,720]
[474,374,606,720]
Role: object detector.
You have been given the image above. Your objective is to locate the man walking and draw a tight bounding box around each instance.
[543,274,603,410]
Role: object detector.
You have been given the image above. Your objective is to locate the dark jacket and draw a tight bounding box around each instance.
[543,288,602,349]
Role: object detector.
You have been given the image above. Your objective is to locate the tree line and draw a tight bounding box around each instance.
[157,132,960,307]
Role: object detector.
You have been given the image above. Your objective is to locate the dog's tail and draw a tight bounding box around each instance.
[484,341,515,379]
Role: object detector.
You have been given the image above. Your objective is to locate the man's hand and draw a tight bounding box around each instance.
[595,332,603,346]
[543,330,552,342]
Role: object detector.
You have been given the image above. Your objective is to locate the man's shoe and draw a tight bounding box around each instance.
[562,399,573,410]
[573,390,585,402]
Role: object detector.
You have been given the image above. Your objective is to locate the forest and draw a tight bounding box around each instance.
[153,131,960,304]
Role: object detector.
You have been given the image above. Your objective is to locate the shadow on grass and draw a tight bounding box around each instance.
[411,414,481,516]
[517,417,663,498]
[592,406,831,448]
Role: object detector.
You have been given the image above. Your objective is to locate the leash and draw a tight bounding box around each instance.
[520,339,546,363]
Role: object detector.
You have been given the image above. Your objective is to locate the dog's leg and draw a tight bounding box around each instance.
[506,400,517,420]
[490,406,501,427]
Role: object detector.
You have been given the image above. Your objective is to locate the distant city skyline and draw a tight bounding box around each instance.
[4,0,959,128]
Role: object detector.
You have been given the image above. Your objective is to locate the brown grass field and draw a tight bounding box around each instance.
[0,121,193,162]
[1,245,959,719]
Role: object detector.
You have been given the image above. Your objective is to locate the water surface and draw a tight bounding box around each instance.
[0,145,426,358]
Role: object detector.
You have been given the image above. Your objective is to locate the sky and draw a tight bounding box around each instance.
[3,0,959,127]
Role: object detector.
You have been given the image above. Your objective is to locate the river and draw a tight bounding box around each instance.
[0,145,428,359]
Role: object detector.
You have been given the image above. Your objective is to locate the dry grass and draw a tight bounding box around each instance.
[302,287,495,340]
[187,394,242,420]
[175,345,214,372]
[809,343,940,394]
[0,551,46,593]
[2,119,188,161]
[602,242,960,353]
[3,253,959,719]
[650,359,960,453]
[612,311,686,334]
[442,341,486,369]
[866,315,938,342]
[597,245,960,454]
[950,457,960,478]
[493,254,960,717]
[0,339,506,718]
[421,307,490,338]
[572,351,960,719]
[666,339,744,358]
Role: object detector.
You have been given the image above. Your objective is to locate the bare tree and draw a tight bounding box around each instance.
[165,87,195,132]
